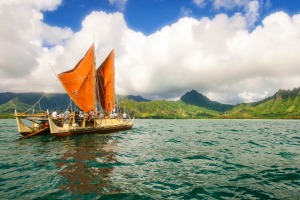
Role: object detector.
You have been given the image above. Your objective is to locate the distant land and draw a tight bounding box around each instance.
[0,87,300,119]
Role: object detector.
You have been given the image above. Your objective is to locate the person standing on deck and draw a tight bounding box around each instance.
[122,112,127,119]
[51,110,58,118]
[64,110,70,123]
[88,109,94,122]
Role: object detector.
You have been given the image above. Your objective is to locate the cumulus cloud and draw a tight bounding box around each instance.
[0,0,62,11]
[117,11,300,103]
[1,1,300,104]
[0,0,71,91]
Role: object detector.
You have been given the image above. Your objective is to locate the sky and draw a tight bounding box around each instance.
[0,0,300,104]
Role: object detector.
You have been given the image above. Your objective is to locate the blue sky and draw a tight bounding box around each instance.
[43,0,300,34]
[1,0,300,104]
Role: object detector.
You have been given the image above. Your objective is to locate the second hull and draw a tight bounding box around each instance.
[48,117,135,137]
[51,124,133,136]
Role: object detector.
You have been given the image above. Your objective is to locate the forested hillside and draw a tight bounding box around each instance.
[1,87,300,119]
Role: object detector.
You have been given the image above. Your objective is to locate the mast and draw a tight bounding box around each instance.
[93,44,97,118]
[113,56,116,114]
[96,49,115,115]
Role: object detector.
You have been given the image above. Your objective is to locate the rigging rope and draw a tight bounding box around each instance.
[54,97,59,111]
[65,97,72,112]
[38,101,42,112]
[24,93,47,113]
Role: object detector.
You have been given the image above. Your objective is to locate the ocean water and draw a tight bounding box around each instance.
[0,119,299,199]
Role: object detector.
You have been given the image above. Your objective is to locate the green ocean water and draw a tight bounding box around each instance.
[0,119,299,199]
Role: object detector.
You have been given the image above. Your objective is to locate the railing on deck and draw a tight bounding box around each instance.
[15,112,48,117]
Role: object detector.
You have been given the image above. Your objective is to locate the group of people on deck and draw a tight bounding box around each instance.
[51,110,69,118]
[87,108,127,121]
[50,108,127,123]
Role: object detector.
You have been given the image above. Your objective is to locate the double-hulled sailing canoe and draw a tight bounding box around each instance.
[15,44,134,137]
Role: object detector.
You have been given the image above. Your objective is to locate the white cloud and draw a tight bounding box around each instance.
[210,0,260,27]
[118,11,300,103]
[193,0,205,8]
[245,0,260,26]
[0,0,62,11]
[0,0,70,92]
[212,0,248,10]
[181,7,193,16]
[1,1,300,104]
[264,0,271,9]
[108,0,128,11]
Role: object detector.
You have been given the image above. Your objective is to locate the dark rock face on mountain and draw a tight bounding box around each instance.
[126,95,150,102]
[274,87,300,101]
[180,90,234,112]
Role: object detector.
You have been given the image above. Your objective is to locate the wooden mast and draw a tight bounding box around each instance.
[93,44,97,127]
[113,51,116,116]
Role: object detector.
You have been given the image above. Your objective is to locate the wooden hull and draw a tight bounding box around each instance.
[15,111,134,137]
[48,117,134,137]
[15,115,50,136]
[19,129,50,137]
[51,124,133,136]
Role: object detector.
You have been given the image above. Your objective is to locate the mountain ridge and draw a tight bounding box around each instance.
[0,93,150,114]
[1,87,300,119]
[221,87,300,119]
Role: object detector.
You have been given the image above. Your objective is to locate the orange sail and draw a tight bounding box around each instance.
[58,44,95,112]
[96,50,115,114]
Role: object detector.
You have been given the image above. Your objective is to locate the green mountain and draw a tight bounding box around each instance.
[0,98,31,114]
[1,87,300,119]
[118,99,219,119]
[180,90,234,112]
[0,93,150,112]
[222,87,300,119]
[117,95,150,102]
[0,93,70,114]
